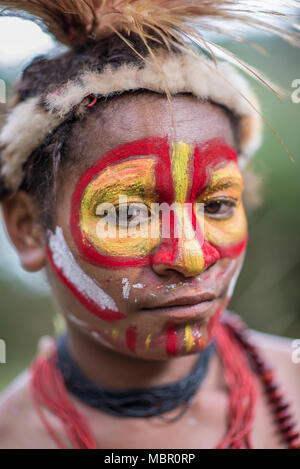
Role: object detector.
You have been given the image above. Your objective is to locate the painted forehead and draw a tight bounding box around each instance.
[73,136,239,192]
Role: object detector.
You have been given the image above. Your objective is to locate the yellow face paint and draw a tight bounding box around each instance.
[197,162,247,248]
[80,157,160,258]
[184,324,195,352]
[171,142,205,275]
[145,333,152,351]
[72,137,247,270]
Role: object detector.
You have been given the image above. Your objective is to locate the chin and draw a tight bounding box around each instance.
[89,311,221,361]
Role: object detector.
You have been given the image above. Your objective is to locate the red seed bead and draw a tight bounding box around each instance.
[269,390,282,403]
[280,419,297,433]
[275,400,290,413]
[254,358,267,371]
[285,430,300,443]
[249,353,260,364]
[288,440,300,449]
[244,341,256,351]
[266,384,278,395]
[276,409,292,423]
[262,369,274,385]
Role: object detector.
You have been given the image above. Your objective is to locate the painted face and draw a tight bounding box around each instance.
[47,136,247,357]
[71,137,247,266]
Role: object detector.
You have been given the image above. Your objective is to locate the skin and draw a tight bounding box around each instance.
[0,93,299,449]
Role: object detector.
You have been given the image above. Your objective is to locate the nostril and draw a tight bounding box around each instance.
[152,264,173,276]
[207,261,217,271]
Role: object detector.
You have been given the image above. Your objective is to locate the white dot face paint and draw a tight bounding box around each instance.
[132,283,145,289]
[167,283,177,290]
[122,278,131,299]
[47,227,122,322]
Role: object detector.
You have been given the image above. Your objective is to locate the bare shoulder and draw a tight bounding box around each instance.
[249,329,300,418]
[0,370,60,449]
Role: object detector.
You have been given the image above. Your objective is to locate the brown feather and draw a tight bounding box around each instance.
[1,2,299,76]
[0,1,298,46]
[1,0,299,159]
[0,1,299,87]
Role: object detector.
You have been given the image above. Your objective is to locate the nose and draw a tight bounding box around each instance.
[151,204,220,278]
[151,239,205,277]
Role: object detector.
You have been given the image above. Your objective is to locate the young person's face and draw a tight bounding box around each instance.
[48,94,247,360]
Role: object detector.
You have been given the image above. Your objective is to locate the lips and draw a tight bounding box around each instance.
[139,292,219,322]
[146,292,216,308]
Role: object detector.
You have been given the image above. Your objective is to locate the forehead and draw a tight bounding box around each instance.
[69,92,237,173]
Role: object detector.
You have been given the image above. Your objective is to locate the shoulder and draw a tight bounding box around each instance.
[249,329,300,418]
[0,336,64,449]
[0,356,70,449]
[0,370,55,449]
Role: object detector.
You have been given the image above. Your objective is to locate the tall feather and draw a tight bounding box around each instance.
[0,1,299,48]
[1,1,299,159]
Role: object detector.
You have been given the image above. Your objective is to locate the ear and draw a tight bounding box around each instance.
[1,191,47,272]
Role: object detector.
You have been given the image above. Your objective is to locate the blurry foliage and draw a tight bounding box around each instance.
[0,37,299,391]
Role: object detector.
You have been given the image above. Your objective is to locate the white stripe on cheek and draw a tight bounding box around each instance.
[48,226,118,312]
[227,260,243,299]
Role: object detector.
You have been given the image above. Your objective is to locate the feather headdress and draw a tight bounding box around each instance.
[0,0,299,191]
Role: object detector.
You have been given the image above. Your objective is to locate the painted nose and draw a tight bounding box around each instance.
[151,240,204,277]
[151,204,219,277]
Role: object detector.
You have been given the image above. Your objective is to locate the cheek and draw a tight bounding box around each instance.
[226,255,245,300]
[47,227,126,322]
[203,203,248,254]
[79,156,161,261]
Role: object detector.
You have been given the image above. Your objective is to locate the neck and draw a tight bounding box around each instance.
[66,322,219,391]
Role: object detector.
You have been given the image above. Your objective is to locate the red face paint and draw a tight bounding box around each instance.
[166,326,178,356]
[71,137,170,268]
[71,136,247,271]
[51,136,248,349]
[126,326,137,353]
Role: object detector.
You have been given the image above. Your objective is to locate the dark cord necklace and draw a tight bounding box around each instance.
[55,334,215,420]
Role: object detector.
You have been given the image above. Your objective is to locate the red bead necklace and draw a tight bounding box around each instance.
[223,315,300,449]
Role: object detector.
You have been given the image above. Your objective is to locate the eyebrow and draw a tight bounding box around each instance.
[204,175,243,194]
[92,180,151,204]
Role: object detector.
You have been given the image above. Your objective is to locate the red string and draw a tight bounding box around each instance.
[214,323,258,449]
[30,352,97,449]
[30,322,259,450]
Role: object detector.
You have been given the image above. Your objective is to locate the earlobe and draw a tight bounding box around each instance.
[1,191,47,272]
[19,247,47,272]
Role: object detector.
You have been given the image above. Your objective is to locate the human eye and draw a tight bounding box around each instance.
[116,202,151,228]
[204,197,237,219]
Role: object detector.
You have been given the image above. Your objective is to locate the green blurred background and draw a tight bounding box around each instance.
[0,18,299,391]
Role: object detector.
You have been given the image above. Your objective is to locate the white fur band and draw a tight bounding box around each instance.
[0,53,262,191]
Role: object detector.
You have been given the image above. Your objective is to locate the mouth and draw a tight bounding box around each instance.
[139,292,220,322]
